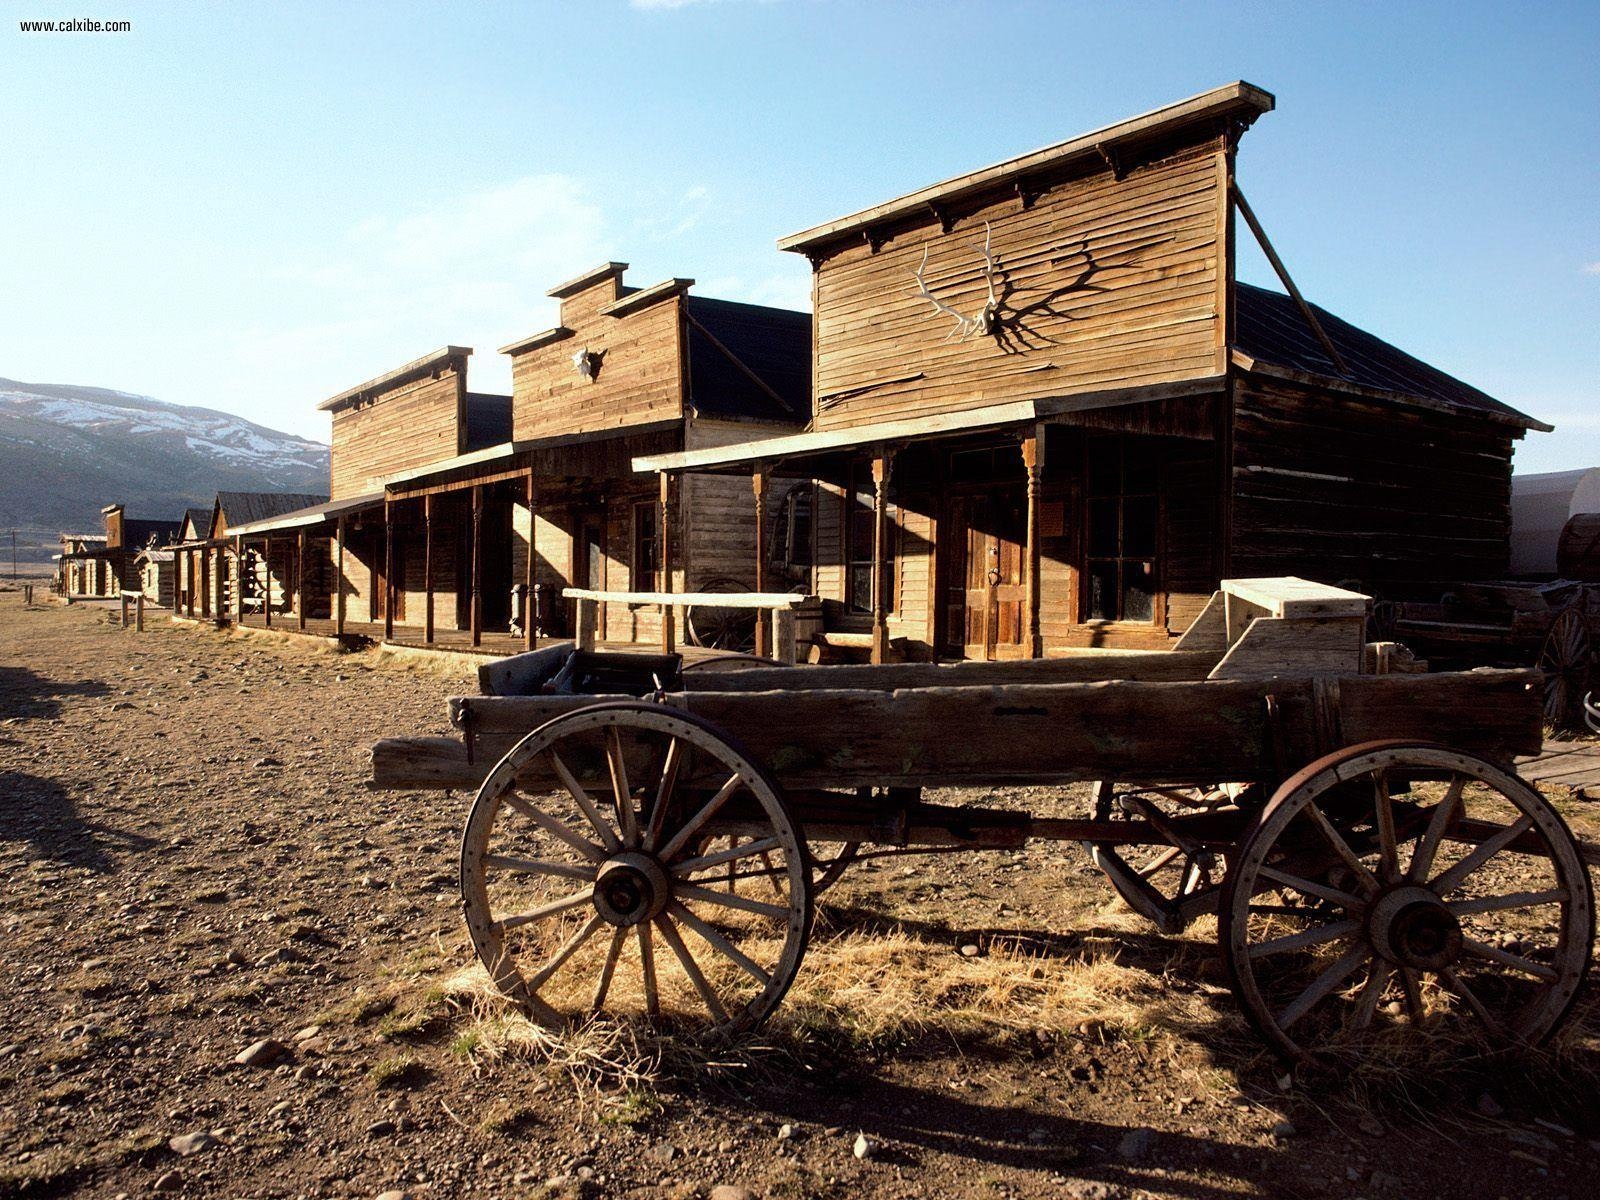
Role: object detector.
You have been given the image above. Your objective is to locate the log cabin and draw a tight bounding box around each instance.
[173,491,326,624]
[637,81,1549,663]
[57,506,180,601]
[224,271,809,652]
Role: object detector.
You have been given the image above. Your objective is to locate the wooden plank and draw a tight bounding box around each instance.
[1220,577,1368,619]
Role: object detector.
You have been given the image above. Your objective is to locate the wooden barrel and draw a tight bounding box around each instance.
[1557,513,1600,581]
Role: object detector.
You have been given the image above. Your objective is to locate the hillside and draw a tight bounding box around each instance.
[0,377,329,559]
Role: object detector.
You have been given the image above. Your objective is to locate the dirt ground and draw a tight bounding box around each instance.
[3,586,1598,1200]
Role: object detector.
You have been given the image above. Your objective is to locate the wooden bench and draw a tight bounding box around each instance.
[562,588,820,664]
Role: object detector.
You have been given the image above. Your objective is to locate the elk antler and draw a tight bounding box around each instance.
[912,221,999,340]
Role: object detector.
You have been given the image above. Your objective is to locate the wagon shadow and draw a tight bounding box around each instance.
[0,770,158,873]
[743,1075,1275,1198]
[0,664,112,719]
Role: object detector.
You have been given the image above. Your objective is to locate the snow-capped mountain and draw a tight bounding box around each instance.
[0,377,330,550]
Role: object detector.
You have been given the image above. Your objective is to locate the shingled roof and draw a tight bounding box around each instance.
[215,492,330,527]
[683,296,810,424]
[1234,283,1547,431]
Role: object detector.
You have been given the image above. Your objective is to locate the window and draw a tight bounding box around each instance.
[844,464,896,614]
[632,502,658,588]
[774,487,813,571]
[1085,438,1159,623]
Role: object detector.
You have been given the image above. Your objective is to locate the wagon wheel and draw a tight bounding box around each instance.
[461,701,812,1038]
[1221,741,1592,1063]
[1081,781,1249,934]
[1537,604,1592,728]
[685,576,759,654]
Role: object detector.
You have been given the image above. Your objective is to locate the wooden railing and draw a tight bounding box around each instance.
[561,588,818,664]
[118,589,147,631]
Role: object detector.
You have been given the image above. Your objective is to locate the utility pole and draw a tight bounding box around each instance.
[8,530,15,580]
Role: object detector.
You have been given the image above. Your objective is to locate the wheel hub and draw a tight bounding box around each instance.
[593,852,671,928]
[1368,884,1463,971]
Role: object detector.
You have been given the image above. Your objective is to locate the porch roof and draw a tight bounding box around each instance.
[633,378,1222,475]
[227,491,385,537]
[381,420,684,494]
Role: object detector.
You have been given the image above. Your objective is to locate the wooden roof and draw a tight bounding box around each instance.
[1234,284,1549,431]
[684,296,811,424]
[777,81,1274,254]
[226,491,384,536]
[317,346,471,412]
[215,491,330,528]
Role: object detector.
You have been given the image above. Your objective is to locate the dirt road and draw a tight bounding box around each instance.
[2,591,1595,1199]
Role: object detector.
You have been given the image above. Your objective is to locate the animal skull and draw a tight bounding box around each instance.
[573,345,594,379]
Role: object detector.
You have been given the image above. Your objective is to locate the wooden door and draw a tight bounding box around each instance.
[574,510,605,636]
[943,490,1026,660]
[374,529,406,622]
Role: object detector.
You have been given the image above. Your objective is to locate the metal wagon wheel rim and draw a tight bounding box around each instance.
[1221,741,1592,1063]
[461,702,812,1039]
[1537,605,1592,728]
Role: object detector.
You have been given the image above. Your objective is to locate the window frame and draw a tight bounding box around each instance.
[1081,436,1163,626]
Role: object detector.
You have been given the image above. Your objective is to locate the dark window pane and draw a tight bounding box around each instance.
[1123,495,1158,557]
[848,563,873,613]
[1088,561,1118,620]
[1088,498,1118,556]
[1124,561,1155,622]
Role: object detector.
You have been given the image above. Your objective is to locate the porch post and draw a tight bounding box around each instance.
[233,536,243,626]
[1023,431,1043,659]
[203,547,213,621]
[470,485,484,647]
[752,469,769,658]
[383,501,394,642]
[264,539,273,628]
[659,472,675,654]
[423,493,435,645]
[524,469,537,650]
[870,450,894,664]
[296,528,307,632]
[335,516,347,637]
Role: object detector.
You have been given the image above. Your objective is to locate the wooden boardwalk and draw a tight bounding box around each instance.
[1519,740,1600,800]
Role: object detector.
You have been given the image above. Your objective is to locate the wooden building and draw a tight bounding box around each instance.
[638,81,1548,662]
[136,546,175,606]
[173,492,327,622]
[226,271,809,651]
[57,506,180,600]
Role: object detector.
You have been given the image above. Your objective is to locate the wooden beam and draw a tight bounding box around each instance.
[470,485,483,647]
[296,529,307,631]
[659,473,675,654]
[423,493,435,645]
[262,541,272,628]
[1022,431,1043,659]
[1230,182,1350,376]
[524,470,537,650]
[870,450,894,664]
[383,503,394,642]
[753,469,769,658]
[335,518,347,637]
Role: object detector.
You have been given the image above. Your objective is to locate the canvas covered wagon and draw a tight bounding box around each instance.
[373,577,1592,1063]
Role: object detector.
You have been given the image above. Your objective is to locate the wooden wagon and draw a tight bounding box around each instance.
[373,578,1594,1063]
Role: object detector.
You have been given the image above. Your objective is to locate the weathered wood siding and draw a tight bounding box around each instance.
[1229,377,1514,592]
[811,138,1226,430]
[510,281,686,439]
[330,368,465,500]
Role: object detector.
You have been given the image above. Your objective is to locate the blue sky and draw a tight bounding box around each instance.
[5,0,1596,471]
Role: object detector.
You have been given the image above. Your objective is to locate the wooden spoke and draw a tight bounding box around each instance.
[527,914,604,992]
[671,835,784,877]
[591,928,626,1012]
[1397,965,1425,1020]
[1429,815,1535,896]
[605,726,639,846]
[676,881,791,920]
[545,751,621,853]
[1276,945,1370,1030]
[1462,938,1559,982]
[1303,802,1379,894]
[1349,962,1390,1031]
[496,885,596,931]
[483,854,597,882]
[1448,888,1568,916]
[668,901,773,985]
[1259,865,1364,911]
[637,923,660,1019]
[1372,772,1399,884]
[642,736,683,852]
[1248,919,1360,960]
[757,850,789,900]
[1136,845,1184,878]
[1438,966,1507,1038]
[657,774,744,862]
[1247,904,1323,919]
[1407,777,1464,883]
[654,915,730,1024]
[505,790,607,863]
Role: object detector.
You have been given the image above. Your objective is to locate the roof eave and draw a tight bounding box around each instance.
[317,346,472,412]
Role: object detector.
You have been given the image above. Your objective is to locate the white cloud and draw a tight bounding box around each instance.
[1583,261,1600,275]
